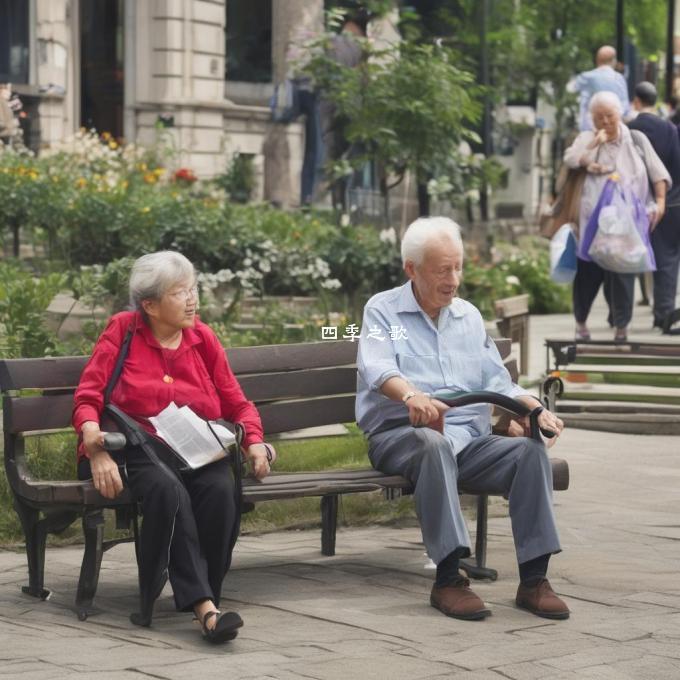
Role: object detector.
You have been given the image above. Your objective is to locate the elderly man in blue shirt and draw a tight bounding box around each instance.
[356,217,568,621]
[567,45,630,131]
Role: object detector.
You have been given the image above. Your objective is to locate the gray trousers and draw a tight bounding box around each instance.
[368,427,561,566]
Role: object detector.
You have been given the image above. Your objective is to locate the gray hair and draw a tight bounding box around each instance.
[129,251,195,310]
[401,217,464,266]
[589,90,623,116]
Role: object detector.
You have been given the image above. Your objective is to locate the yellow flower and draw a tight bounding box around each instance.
[28,171,39,180]
[108,140,118,150]
[137,162,147,172]
[153,167,165,177]
[121,180,129,189]
[75,177,87,188]
[141,206,151,213]
[143,172,158,184]
[101,131,112,141]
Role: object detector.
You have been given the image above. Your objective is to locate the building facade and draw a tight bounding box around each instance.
[1,0,324,205]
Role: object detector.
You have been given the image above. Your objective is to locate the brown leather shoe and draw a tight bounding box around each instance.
[516,578,570,619]
[430,579,491,620]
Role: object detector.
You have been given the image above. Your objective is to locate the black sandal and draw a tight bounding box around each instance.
[200,610,243,644]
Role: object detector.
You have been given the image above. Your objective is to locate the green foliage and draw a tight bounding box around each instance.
[462,250,571,319]
[0,261,65,357]
[302,36,484,202]
[213,153,256,204]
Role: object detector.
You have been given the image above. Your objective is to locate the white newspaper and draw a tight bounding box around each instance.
[149,402,236,470]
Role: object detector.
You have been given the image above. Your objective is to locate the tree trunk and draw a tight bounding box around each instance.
[417,182,430,216]
[12,218,19,258]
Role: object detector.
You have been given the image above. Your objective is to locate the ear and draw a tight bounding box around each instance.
[140,298,158,319]
[404,260,416,281]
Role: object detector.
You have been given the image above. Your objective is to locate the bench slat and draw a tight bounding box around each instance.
[259,396,357,435]
[228,341,357,374]
[5,395,75,434]
[239,367,356,402]
[6,392,358,436]
[0,356,88,391]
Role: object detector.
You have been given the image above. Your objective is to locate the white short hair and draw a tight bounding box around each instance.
[401,217,464,267]
[589,90,623,116]
[129,251,195,310]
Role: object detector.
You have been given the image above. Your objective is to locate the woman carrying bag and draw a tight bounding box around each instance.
[563,91,670,342]
[73,251,276,644]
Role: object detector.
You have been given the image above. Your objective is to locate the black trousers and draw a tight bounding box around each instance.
[573,257,635,328]
[651,206,680,327]
[79,445,239,616]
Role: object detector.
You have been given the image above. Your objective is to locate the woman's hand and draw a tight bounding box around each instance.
[651,200,666,232]
[586,128,608,151]
[586,161,612,175]
[246,443,275,480]
[82,422,124,499]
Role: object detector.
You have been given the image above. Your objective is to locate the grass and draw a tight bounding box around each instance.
[0,424,419,546]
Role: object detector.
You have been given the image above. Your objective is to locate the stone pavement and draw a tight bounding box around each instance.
[2,424,680,679]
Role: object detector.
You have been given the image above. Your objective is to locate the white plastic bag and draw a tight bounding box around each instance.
[549,223,577,284]
[587,186,652,273]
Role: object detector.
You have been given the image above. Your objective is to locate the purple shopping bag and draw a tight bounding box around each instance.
[579,177,656,273]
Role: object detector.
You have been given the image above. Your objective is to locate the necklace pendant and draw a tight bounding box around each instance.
[163,374,174,384]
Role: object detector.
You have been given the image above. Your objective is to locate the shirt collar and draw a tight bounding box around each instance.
[394,281,468,319]
[135,311,204,352]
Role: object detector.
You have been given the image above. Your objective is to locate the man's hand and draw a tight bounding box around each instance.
[405,395,450,433]
[517,409,564,448]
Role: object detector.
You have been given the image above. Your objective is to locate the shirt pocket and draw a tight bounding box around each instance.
[396,353,443,392]
[446,352,484,392]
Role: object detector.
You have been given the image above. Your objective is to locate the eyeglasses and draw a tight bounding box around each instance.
[167,285,198,301]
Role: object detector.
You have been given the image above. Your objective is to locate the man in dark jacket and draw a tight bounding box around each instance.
[629,81,680,331]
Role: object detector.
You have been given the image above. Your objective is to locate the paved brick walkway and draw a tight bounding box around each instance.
[2,426,679,679]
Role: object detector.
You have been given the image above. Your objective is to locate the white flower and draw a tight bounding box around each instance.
[379,227,397,245]
[321,279,342,290]
[505,275,520,286]
[340,214,350,227]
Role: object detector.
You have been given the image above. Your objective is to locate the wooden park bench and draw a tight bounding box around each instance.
[495,294,530,376]
[542,338,680,435]
[1,339,569,620]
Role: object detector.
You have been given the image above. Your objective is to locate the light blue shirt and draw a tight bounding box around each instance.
[355,282,531,454]
[569,65,630,131]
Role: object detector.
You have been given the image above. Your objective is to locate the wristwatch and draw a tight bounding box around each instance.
[402,391,418,403]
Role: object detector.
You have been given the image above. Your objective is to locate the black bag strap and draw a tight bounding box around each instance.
[104,324,134,405]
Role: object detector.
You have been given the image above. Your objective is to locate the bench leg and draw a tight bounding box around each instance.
[76,510,105,621]
[321,495,338,556]
[460,494,498,581]
[13,497,50,600]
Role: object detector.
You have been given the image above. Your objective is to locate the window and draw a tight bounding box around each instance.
[0,0,30,83]
[225,0,272,82]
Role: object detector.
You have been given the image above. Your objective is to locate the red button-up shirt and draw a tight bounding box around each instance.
[73,311,264,460]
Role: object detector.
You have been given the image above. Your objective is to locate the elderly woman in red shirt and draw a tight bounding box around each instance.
[73,251,274,644]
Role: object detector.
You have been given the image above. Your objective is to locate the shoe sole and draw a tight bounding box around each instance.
[516,602,570,620]
[431,600,492,621]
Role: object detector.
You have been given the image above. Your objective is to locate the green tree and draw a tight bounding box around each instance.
[303,36,484,216]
